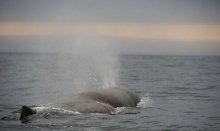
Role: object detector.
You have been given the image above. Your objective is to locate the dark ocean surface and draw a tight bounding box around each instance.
[0,53,220,131]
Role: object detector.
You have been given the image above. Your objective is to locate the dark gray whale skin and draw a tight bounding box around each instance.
[52,88,140,114]
[19,88,140,121]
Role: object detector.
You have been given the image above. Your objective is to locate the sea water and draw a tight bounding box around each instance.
[0,53,220,131]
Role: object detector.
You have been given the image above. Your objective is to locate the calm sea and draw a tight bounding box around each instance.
[0,53,220,131]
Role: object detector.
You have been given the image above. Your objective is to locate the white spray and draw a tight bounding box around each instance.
[55,31,119,92]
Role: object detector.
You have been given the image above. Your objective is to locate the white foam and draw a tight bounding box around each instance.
[33,106,81,114]
[114,107,127,114]
[137,93,153,108]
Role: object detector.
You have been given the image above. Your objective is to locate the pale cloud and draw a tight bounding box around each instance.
[0,22,220,42]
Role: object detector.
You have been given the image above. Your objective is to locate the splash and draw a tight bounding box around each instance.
[137,93,153,108]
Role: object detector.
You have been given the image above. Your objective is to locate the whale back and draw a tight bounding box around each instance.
[54,88,140,113]
[83,88,140,107]
[116,88,140,106]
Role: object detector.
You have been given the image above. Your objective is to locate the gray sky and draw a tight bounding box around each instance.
[0,0,220,55]
[1,0,220,23]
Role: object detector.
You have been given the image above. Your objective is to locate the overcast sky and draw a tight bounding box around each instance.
[0,0,220,55]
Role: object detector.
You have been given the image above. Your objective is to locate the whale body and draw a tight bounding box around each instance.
[53,88,140,113]
[20,88,140,122]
